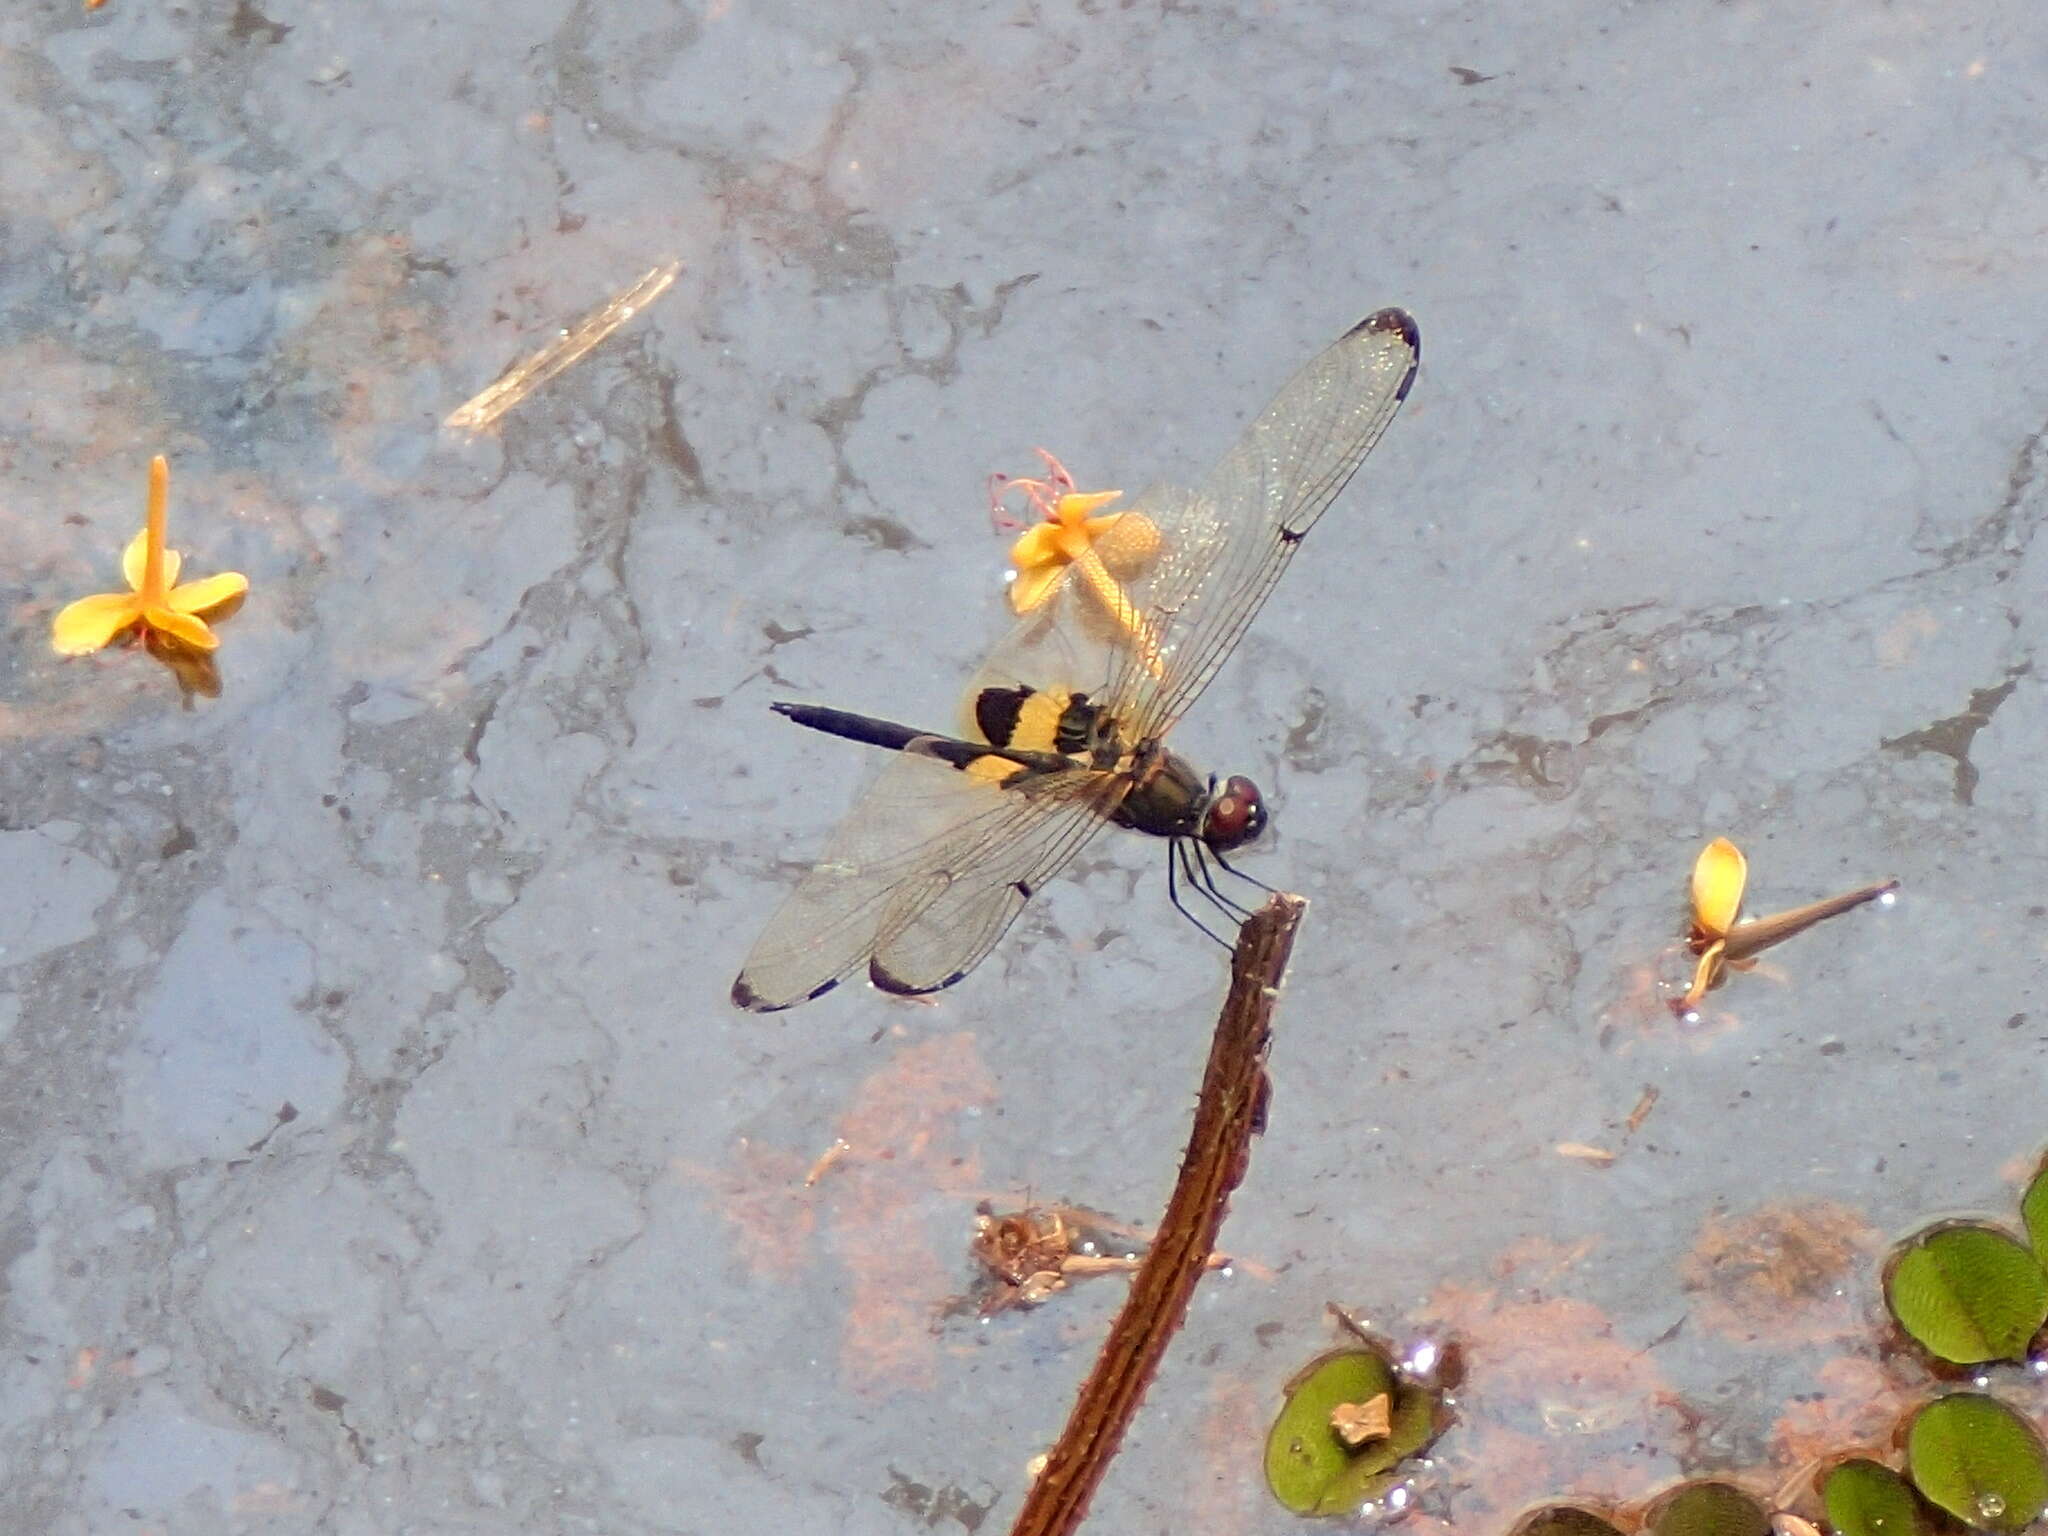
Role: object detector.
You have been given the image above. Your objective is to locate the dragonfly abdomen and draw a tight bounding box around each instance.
[771,699,1072,777]
[973,684,1104,759]
[773,701,930,749]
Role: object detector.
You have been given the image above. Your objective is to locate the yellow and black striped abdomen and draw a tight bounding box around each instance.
[972,685,1099,758]
[960,753,1030,786]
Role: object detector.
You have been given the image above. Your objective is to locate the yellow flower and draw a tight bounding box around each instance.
[995,449,1164,674]
[1673,836,1897,1014]
[50,456,248,657]
[1678,836,1748,1009]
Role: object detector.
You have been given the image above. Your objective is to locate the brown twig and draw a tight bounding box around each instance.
[1007,892,1306,1536]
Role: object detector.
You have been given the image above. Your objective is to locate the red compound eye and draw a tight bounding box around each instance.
[1203,776,1268,851]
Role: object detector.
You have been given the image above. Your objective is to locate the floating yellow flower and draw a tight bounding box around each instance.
[51,456,248,657]
[1674,836,1898,1014]
[994,448,1165,675]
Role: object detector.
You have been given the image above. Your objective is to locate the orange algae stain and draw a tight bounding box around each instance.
[676,1033,996,1399]
[1417,1249,1680,1526]
[671,1140,819,1283]
[831,1032,996,1398]
[1770,1357,1903,1467]
[1680,1200,1879,1349]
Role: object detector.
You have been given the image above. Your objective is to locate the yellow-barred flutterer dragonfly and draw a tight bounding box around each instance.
[732,309,1419,1012]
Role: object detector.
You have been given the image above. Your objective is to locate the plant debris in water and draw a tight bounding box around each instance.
[1670,837,1896,1015]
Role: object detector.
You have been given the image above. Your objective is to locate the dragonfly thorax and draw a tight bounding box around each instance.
[1114,747,1268,854]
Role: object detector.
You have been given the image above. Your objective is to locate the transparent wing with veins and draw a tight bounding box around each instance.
[731,743,1127,1012]
[978,309,1419,736]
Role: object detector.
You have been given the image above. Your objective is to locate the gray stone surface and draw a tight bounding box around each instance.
[2,1,2045,1531]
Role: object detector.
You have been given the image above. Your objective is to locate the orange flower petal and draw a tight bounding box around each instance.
[1008,523,1064,570]
[120,529,180,593]
[1054,489,1122,523]
[1679,939,1727,1011]
[120,529,145,590]
[166,570,248,617]
[1008,562,1064,615]
[51,592,143,655]
[1690,837,1748,939]
[142,606,219,652]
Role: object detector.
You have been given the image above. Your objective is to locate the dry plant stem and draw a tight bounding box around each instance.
[1058,1254,1233,1279]
[443,259,682,432]
[1719,881,1898,961]
[1625,1085,1659,1134]
[1007,892,1305,1536]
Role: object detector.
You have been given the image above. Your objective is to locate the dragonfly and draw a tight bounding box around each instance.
[731,308,1420,1012]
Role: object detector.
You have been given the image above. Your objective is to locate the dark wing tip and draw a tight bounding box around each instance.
[1352,309,1421,400]
[869,959,967,998]
[731,973,839,1012]
[730,974,781,1012]
[1354,307,1420,355]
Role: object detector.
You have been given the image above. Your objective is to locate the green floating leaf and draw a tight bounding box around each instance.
[1263,1346,1444,1517]
[1506,1507,1627,1536]
[1823,1458,1930,1536]
[1265,1349,1396,1516]
[1643,1481,1772,1536]
[1313,1376,1441,1513]
[1886,1226,2048,1364]
[2022,1159,2048,1261]
[1906,1393,2048,1533]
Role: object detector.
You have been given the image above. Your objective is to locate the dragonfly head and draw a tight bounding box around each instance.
[1200,775,1267,852]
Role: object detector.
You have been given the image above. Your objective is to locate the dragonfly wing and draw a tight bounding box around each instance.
[968,312,1417,725]
[732,741,1122,1011]
[963,597,1122,736]
[1113,309,1419,733]
[870,767,1126,994]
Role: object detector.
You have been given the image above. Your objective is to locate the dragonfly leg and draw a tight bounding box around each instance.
[1166,839,1236,950]
[1205,844,1275,900]
[1188,841,1259,920]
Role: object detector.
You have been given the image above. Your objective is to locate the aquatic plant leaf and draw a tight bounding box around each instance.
[1311,1374,1442,1514]
[1264,1348,1396,1516]
[1822,1458,1930,1536]
[1506,1505,1627,1536]
[1906,1394,2048,1532]
[1643,1480,1772,1536]
[2021,1159,2048,1262]
[1263,1344,1443,1517]
[1885,1226,2048,1364]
